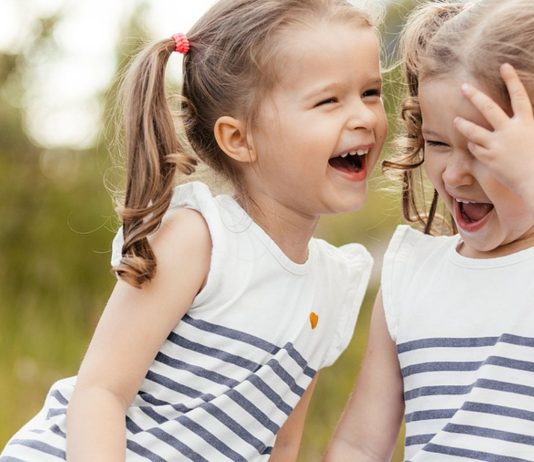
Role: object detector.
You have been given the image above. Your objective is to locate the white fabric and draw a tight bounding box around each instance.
[383,225,534,462]
[1,181,372,461]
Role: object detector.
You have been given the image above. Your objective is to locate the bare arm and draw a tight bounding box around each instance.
[269,374,319,462]
[324,291,404,461]
[66,209,211,461]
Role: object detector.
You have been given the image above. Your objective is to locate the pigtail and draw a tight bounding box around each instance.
[114,39,197,287]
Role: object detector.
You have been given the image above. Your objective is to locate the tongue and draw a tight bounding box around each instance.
[329,156,362,172]
[462,202,494,222]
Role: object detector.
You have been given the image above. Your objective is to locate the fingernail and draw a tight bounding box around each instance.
[461,83,470,94]
[502,63,512,72]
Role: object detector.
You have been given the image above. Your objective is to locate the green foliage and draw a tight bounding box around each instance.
[0,135,116,444]
[0,14,119,445]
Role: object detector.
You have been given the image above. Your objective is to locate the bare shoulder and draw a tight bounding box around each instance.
[111,207,212,307]
[148,207,212,283]
[151,207,211,252]
[111,205,212,314]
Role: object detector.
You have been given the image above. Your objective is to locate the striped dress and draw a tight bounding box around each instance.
[383,225,534,461]
[1,181,373,461]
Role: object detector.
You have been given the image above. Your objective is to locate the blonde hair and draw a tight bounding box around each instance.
[385,0,534,234]
[114,0,376,287]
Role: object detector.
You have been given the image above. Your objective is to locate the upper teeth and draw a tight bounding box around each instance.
[456,199,475,204]
[340,149,368,158]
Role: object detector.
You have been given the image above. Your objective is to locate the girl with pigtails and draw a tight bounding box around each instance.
[0,0,387,460]
[326,1,534,461]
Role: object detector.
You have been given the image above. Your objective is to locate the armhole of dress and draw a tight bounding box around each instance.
[178,183,225,309]
[322,244,373,368]
[381,225,412,343]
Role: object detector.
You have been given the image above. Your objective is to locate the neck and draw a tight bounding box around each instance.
[238,193,319,264]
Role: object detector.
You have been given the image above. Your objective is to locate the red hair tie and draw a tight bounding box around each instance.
[172,33,190,54]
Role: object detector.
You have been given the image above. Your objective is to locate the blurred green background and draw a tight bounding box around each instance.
[0,0,420,460]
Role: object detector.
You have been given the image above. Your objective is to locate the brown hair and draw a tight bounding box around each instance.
[385,0,534,234]
[114,0,377,287]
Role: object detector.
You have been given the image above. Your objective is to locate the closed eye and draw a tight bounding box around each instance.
[314,97,338,107]
[425,140,449,148]
[425,139,448,147]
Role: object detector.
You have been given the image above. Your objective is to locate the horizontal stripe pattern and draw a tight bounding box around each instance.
[422,443,533,462]
[1,315,316,461]
[131,316,316,460]
[8,440,65,460]
[400,334,534,461]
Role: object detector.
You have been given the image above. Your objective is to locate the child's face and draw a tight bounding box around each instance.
[420,75,534,257]
[249,21,387,216]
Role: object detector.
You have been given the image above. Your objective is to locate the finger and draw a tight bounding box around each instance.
[467,141,491,161]
[461,83,509,129]
[454,116,493,146]
[501,63,534,117]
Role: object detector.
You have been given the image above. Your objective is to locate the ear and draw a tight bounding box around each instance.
[214,116,256,164]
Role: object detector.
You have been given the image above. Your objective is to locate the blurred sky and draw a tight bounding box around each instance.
[0,0,218,148]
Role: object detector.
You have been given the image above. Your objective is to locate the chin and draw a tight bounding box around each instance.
[459,233,503,256]
[339,196,367,213]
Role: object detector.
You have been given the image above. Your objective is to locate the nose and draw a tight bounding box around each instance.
[442,150,474,188]
[347,99,378,131]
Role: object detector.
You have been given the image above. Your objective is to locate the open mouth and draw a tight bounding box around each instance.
[455,199,494,231]
[328,149,367,176]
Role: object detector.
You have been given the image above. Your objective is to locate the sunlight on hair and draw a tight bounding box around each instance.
[349,0,386,25]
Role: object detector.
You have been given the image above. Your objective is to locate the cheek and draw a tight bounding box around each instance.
[423,157,442,184]
[493,189,531,220]
[371,106,388,138]
[378,106,388,130]
[423,158,449,200]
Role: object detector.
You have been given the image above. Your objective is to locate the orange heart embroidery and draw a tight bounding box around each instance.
[309,312,319,330]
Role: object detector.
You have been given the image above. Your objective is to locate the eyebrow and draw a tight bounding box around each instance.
[421,128,442,138]
[367,78,383,88]
[302,83,338,101]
